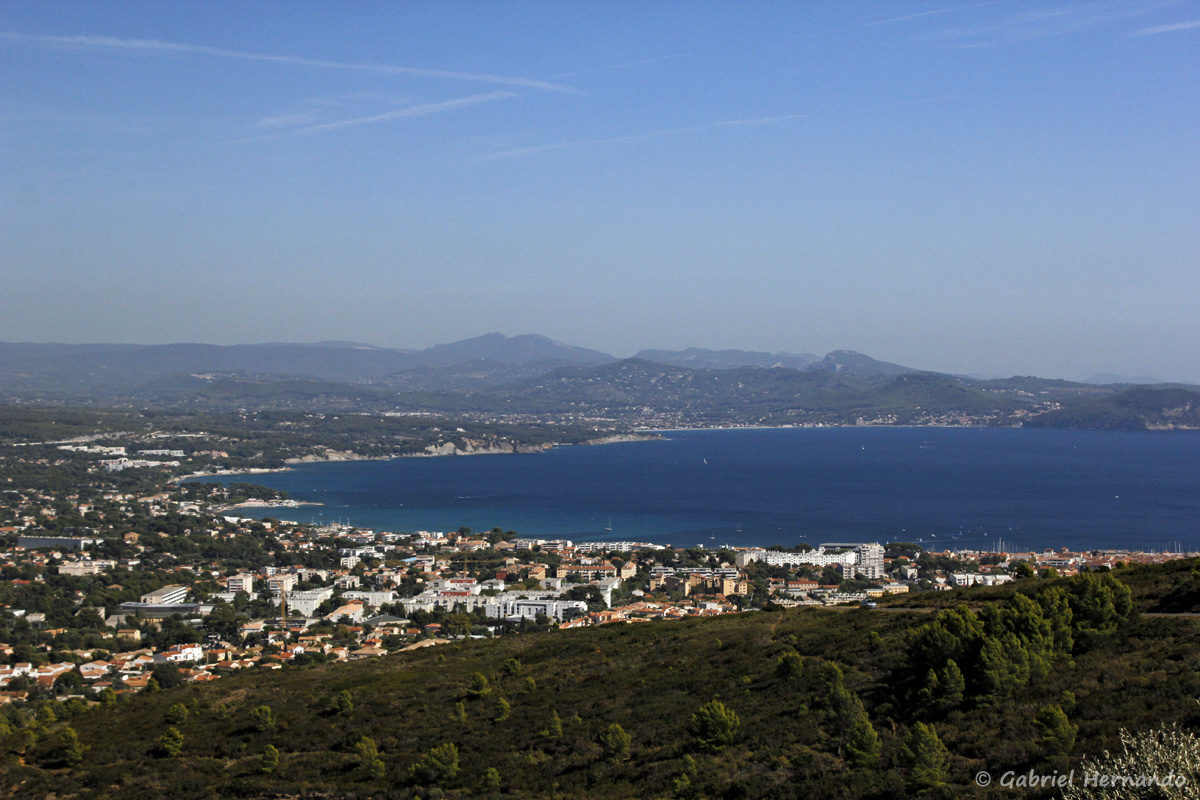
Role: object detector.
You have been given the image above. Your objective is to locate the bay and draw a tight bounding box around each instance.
[202,427,1200,552]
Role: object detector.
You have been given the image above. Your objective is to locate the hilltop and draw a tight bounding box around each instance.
[3,564,1200,799]
[1,336,1196,430]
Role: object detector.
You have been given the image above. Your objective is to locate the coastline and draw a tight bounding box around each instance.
[180,431,664,483]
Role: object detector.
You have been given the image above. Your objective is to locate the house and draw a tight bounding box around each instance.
[323,602,365,624]
[153,644,203,664]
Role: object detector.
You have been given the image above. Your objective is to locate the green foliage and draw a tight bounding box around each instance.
[466,671,491,698]
[165,702,189,725]
[846,713,882,769]
[451,700,467,723]
[503,657,522,676]
[260,743,280,774]
[688,699,740,752]
[356,736,385,779]
[482,766,501,792]
[411,741,460,785]
[1035,704,1077,756]
[543,708,563,740]
[775,650,804,680]
[1064,723,1200,800]
[59,725,84,765]
[1065,571,1133,646]
[673,755,699,796]
[907,722,948,790]
[938,659,965,707]
[0,564,1191,799]
[333,689,353,715]
[160,725,184,757]
[35,703,57,725]
[494,696,511,721]
[249,704,275,732]
[599,722,632,761]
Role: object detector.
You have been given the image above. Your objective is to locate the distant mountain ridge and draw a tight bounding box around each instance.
[1,335,1194,430]
[633,347,819,371]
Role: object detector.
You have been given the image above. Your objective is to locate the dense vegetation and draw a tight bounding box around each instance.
[4,564,1199,799]
[0,405,618,467]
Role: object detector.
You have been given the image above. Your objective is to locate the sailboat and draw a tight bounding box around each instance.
[604,517,613,532]
[736,521,743,534]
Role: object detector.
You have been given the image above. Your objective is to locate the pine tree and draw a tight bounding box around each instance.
[160,726,184,758]
[356,736,385,779]
[1035,704,1077,756]
[908,722,949,790]
[59,725,84,765]
[250,705,275,732]
[411,742,460,784]
[166,702,189,724]
[939,659,965,707]
[599,723,632,760]
[846,713,882,768]
[689,700,741,752]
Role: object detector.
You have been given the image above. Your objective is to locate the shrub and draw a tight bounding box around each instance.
[357,736,385,779]
[412,742,460,784]
[166,702,189,724]
[1063,724,1200,800]
[599,723,632,761]
[776,651,804,680]
[1035,704,1077,757]
[249,705,274,732]
[494,696,511,721]
[689,700,741,752]
[261,743,280,774]
[466,672,491,698]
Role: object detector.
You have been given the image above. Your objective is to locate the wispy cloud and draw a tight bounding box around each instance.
[916,1,1174,46]
[227,91,517,144]
[298,91,517,134]
[1129,19,1200,35]
[716,113,808,127]
[0,31,579,94]
[481,114,805,160]
[865,2,1006,27]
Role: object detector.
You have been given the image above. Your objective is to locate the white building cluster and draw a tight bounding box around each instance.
[735,542,885,580]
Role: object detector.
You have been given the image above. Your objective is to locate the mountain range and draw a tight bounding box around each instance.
[1,334,1195,429]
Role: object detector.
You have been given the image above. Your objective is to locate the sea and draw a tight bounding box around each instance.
[195,427,1200,553]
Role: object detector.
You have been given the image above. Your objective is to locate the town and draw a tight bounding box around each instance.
[2,427,1190,706]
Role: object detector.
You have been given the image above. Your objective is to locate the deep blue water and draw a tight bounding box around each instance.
[197,428,1200,552]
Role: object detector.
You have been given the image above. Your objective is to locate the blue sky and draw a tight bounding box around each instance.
[2,1,1198,381]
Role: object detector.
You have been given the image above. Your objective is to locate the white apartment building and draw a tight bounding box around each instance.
[342,590,397,608]
[735,547,857,570]
[287,587,334,617]
[225,573,255,594]
[267,573,298,594]
[140,584,188,605]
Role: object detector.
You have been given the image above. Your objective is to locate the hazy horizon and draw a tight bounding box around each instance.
[3,3,1198,383]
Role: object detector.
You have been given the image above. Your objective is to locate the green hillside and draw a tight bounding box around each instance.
[4,566,1200,799]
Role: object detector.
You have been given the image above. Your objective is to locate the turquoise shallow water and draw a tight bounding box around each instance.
[196,427,1200,551]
